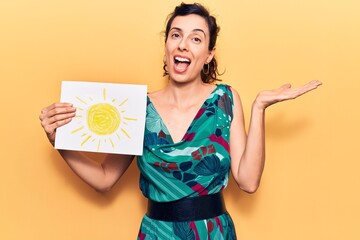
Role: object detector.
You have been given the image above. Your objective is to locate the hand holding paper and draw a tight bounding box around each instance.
[54,81,147,155]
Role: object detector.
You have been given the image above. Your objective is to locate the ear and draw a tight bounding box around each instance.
[206,48,216,64]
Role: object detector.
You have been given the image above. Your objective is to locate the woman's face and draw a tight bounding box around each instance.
[165,14,215,84]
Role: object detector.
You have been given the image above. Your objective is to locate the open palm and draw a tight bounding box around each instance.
[255,80,322,109]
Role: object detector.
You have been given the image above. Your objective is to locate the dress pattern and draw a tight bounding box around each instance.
[137,84,237,239]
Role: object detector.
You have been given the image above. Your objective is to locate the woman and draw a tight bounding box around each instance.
[40,3,321,239]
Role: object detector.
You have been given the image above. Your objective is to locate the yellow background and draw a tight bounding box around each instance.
[1,0,359,239]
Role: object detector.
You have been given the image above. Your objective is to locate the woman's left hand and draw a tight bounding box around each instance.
[254,80,322,110]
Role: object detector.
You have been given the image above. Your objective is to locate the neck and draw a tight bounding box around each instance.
[164,79,214,108]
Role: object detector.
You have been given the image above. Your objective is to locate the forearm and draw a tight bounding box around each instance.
[236,102,266,192]
[230,81,321,193]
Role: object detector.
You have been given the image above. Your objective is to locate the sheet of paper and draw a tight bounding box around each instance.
[55,81,147,155]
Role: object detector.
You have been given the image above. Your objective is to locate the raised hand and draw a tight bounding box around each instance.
[254,80,322,110]
[39,103,76,145]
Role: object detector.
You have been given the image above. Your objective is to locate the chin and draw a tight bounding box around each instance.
[168,72,201,85]
[170,76,196,85]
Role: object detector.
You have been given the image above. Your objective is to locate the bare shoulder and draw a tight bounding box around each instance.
[227,86,245,116]
[227,85,240,97]
[227,86,242,105]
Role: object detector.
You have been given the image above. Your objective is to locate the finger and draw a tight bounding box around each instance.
[41,105,76,121]
[43,117,73,134]
[40,107,76,131]
[44,118,73,144]
[305,80,322,88]
[43,102,73,112]
[49,105,76,117]
[46,111,76,126]
[41,102,73,116]
[310,79,322,85]
[40,102,73,119]
[290,81,322,98]
[279,83,292,90]
[303,80,322,92]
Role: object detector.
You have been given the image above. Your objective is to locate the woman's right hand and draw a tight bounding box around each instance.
[39,103,76,145]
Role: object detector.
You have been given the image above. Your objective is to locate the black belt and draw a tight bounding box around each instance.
[146,192,227,222]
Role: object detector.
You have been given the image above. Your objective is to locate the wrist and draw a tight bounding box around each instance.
[252,97,266,113]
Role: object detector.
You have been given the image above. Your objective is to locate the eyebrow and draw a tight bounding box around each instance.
[170,27,207,37]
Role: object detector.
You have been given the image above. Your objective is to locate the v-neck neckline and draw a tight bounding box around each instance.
[147,84,219,145]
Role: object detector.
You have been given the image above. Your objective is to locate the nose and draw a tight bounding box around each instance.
[178,38,188,51]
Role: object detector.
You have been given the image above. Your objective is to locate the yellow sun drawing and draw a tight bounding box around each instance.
[71,87,137,151]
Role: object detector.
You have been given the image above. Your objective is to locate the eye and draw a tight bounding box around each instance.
[193,37,202,43]
[171,33,181,39]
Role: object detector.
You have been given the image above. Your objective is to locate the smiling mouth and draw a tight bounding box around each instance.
[174,56,191,73]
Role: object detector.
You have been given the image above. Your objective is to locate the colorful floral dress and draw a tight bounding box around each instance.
[137,84,237,240]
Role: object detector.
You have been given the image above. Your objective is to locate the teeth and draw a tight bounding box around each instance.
[175,57,190,63]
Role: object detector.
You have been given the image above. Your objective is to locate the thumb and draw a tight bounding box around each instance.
[279,83,291,90]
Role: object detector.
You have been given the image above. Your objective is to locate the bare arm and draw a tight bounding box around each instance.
[58,150,133,192]
[40,102,134,192]
[230,80,322,193]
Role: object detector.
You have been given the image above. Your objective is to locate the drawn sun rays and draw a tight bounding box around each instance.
[72,87,137,152]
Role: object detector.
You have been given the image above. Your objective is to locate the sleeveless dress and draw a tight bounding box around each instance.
[137,84,237,240]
